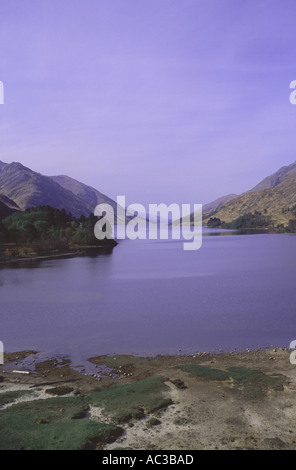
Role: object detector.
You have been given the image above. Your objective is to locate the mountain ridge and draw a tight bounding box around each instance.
[180,161,296,228]
[0,160,124,221]
[247,162,296,193]
[205,173,296,227]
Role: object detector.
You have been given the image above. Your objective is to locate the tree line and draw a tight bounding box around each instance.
[0,205,115,256]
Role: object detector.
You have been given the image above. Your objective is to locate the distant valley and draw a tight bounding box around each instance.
[0,159,296,233]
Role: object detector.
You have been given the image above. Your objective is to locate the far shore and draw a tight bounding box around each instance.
[0,242,118,265]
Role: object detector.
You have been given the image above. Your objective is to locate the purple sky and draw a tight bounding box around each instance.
[0,0,296,208]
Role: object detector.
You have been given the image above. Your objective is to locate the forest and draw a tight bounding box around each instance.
[0,205,116,259]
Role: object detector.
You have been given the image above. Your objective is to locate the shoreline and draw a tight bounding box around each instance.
[0,242,118,265]
[1,347,296,450]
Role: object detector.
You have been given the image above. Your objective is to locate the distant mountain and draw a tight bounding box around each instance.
[173,194,238,226]
[205,174,296,226]
[202,194,238,213]
[50,175,128,224]
[51,175,117,209]
[247,162,296,193]
[0,161,125,222]
[0,162,94,218]
[179,161,296,228]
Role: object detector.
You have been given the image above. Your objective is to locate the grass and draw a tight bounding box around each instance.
[0,390,37,407]
[88,376,173,423]
[227,366,284,399]
[0,375,172,449]
[180,364,284,399]
[146,417,161,427]
[0,396,123,450]
[45,386,74,396]
[180,365,231,381]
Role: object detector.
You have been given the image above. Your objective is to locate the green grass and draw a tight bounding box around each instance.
[45,386,74,396]
[88,376,172,423]
[180,364,284,399]
[0,390,37,407]
[180,365,231,381]
[146,417,161,427]
[0,375,172,449]
[227,367,284,399]
[0,396,123,450]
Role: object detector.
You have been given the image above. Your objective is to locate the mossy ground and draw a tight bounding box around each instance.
[0,377,172,449]
[180,364,284,399]
[0,395,123,450]
[0,389,37,407]
[1,349,293,450]
[45,386,74,396]
[180,364,231,381]
[227,366,284,399]
[88,376,172,423]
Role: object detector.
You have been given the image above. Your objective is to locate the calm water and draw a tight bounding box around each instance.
[1,229,296,363]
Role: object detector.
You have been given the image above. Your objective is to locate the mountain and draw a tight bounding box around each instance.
[0,161,125,222]
[202,194,238,213]
[175,193,238,225]
[51,175,117,210]
[0,162,94,218]
[247,162,296,193]
[50,175,128,224]
[0,195,21,220]
[0,194,20,211]
[205,174,296,226]
[180,161,296,228]
[0,201,16,220]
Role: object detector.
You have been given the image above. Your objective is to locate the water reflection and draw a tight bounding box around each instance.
[203,228,269,236]
[0,246,115,270]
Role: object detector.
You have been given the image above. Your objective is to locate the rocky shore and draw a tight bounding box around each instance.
[1,348,295,450]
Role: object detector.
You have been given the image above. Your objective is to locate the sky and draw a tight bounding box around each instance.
[0,0,296,209]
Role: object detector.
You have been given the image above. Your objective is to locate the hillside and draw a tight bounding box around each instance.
[247,162,296,193]
[203,193,238,213]
[51,175,117,209]
[180,161,296,230]
[204,174,296,227]
[175,193,238,225]
[0,200,15,220]
[0,195,20,220]
[0,194,20,210]
[50,175,127,224]
[0,161,122,220]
